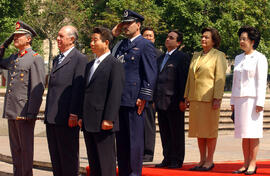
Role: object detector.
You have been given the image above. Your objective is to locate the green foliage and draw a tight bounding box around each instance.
[0,0,24,56]
[3,0,270,71]
[160,0,270,62]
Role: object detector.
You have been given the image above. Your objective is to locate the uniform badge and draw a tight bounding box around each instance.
[124,10,129,17]
[16,22,21,30]
[19,50,28,57]
[118,55,125,63]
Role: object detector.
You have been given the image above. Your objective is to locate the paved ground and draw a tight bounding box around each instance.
[1,128,270,175]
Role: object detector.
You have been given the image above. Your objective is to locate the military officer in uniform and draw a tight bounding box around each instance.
[112,10,157,176]
[0,21,45,176]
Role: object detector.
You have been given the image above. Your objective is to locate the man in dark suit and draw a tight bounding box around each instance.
[141,27,162,162]
[154,30,190,168]
[45,25,88,176]
[0,21,45,176]
[78,27,125,176]
[112,10,157,176]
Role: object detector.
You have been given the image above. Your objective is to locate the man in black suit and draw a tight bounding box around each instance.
[154,30,190,168]
[45,25,88,176]
[78,27,125,176]
[141,27,162,162]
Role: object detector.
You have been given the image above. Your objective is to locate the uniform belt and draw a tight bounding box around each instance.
[16,116,44,120]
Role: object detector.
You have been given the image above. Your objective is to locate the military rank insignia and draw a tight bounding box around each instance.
[117,55,125,63]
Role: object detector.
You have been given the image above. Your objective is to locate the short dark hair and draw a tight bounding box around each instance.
[133,19,143,28]
[92,27,113,43]
[169,30,183,43]
[141,27,155,35]
[201,27,221,48]
[238,26,260,49]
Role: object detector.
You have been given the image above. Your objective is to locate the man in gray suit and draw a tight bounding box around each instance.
[0,21,45,176]
[45,25,88,176]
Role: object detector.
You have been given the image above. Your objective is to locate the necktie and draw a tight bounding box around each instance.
[57,53,64,65]
[88,59,100,83]
[160,54,170,71]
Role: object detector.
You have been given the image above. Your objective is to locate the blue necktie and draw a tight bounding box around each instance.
[160,54,170,71]
[57,53,64,65]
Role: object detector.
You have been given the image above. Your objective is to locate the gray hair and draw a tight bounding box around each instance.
[66,26,78,43]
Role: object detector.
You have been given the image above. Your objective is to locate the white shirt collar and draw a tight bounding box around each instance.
[96,51,111,63]
[61,46,75,57]
[166,48,177,55]
[130,34,141,42]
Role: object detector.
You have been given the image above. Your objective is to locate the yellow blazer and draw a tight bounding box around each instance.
[184,48,227,102]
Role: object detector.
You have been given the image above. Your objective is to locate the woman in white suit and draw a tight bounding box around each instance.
[231,26,268,175]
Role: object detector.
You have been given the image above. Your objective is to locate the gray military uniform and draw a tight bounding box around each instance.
[0,47,45,176]
[1,47,45,119]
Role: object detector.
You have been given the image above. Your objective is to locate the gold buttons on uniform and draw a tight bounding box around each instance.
[9,83,12,86]
[11,77,13,80]
[20,78,24,81]
[20,73,24,77]
[14,65,17,68]
[8,90,11,93]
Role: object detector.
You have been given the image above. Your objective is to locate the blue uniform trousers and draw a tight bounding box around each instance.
[116,106,145,176]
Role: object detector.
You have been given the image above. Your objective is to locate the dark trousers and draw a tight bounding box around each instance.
[157,109,185,164]
[8,119,35,176]
[143,102,156,160]
[83,131,116,176]
[116,106,144,176]
[46,124,79,176]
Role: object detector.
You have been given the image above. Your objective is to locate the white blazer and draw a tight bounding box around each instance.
[231,50,268,107]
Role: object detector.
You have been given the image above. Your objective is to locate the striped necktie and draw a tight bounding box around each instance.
[57,53,64,65]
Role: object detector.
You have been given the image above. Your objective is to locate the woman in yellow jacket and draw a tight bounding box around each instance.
[185,27,227,171]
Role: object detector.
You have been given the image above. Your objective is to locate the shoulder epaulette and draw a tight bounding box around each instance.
[33,53,39,56]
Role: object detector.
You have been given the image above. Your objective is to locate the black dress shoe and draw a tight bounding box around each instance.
[155,161,169,168]
[199,163,215,171]
[245,167,257,175]
[189,165,202,171]
[167,162,182,169]
[232,168,248,174]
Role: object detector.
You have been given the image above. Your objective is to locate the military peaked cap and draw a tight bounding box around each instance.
[122,10,144,23]
[14,21,37,37]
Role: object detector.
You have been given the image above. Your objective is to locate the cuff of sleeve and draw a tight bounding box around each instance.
[139,88,153,101]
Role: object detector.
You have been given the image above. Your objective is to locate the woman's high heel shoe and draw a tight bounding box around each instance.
[232,168,247,174]
[245,167,257,175]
